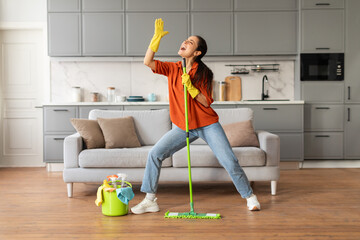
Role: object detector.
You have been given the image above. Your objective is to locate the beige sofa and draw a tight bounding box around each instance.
[63,108,280,197]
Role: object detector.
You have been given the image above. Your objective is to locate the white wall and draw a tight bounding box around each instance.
[0,0,46,22]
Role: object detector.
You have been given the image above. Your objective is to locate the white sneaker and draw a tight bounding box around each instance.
[131,197,160,214]
[247,194,261,211]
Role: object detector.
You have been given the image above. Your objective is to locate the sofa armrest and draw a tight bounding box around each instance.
[256,130,280,166]
[64,133,83,168]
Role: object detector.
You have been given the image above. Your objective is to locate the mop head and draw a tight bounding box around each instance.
[164,211,221,219]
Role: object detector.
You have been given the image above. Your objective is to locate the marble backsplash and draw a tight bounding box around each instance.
[50,59,294,102]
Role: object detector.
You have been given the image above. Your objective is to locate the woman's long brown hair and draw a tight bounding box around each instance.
[192,35,213,96]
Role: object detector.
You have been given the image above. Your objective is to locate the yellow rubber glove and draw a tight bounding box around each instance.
[149,18,169,52]
[95,185,105,206]
[182,73,200,99]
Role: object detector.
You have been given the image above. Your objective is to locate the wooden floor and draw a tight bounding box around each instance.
[0,168,359,240]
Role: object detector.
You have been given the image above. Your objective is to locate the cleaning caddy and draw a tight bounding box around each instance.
[95,173,134,216]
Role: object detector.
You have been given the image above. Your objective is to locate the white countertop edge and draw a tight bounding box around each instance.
[39,100,305,106]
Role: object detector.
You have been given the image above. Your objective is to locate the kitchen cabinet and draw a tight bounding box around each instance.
[304,104,344,131]
[42,103,304,163]
[79,106,123,118]
[44,107,78,133]
[126,13,188,56]
[250,105,303,132]
[48,0,80,12]
[44,135,69,163]
[239,104,304,162]
[191,12,233,55]
[301,82,344,103]
[82,0,124,12]
[343,1,360,160]
[123,105,169,111]
[301,9,344,53]
[304,132,343,159]
[345,0,360,103]
[125,0,188,11]
[234,0,297,11]
[48,13,81,56]
[301,0,344,9]
[344,105,360,159]
[82,13,125,56]
[234,11,297,55]
[191,0,232,11]
[43,106,78,163]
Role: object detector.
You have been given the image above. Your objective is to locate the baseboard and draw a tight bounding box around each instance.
[46,163,64,172]
[280,162,300,170]
[301,160,360,168]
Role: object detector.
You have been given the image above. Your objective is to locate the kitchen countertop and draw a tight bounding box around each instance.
[40,100,304,106]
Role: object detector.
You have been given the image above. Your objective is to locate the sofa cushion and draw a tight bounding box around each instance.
[98,116,141,149]
[191,108,254,145]
[70,119,105,149]
[172,145,265,167]
[89,109,171,145]
[79,146,172,168]
[223,120,260,147]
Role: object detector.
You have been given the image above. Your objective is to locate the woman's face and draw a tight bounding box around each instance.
[178,36,201,59]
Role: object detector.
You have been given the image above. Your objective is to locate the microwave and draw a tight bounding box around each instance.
[301,53,344,81]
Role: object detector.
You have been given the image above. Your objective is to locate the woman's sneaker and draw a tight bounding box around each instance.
[131,197,160,214]
[246,194,261,211]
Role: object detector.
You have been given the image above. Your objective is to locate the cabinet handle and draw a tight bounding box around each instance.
[315,3,331,6]
[315,107,330,110]
[53,138,65,140]
[315,135,330,138]
[263,108,278,110]
[348,108,350,122]
[348,86,351,100]
[316,47,330,50]
[53,109,69,112]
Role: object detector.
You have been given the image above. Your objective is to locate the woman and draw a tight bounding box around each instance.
[131,19,260,214]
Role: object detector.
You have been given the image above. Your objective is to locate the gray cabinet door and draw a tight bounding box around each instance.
[302,0,344,9]
[44,107,78,133]
[82,0,123,12]
[344,105,360,159]
[304,104,344,131]
[48,13,81,56]
[345,0,360,103]
[123,105,169,111]
[304,132,343,159]
[191,0,232,11]
[191,12,232,55]
[79,106,123,118]
[301,82,344,103]
[125,0,188,11]
[234,11,297,55]
[48,0,80,12]
[82,13,124,56]
[277,133,304,161]
[235,0,297,11]
[126,13,188,56]
[44,135,68,163]
[301,10,344,52]
[251,105,303,132]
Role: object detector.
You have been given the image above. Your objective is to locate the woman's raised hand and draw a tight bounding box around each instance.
[149,18,169,52]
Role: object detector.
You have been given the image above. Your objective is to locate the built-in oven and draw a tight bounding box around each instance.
[301,53,344,81]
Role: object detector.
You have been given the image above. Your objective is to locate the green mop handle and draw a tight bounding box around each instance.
[182,58,195,213]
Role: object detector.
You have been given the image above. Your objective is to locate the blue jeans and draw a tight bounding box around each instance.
[140,122,253,198]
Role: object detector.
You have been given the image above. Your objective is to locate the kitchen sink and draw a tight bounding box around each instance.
[244,99,290,101]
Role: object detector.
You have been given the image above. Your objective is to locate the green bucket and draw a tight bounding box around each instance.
[101,180,132,217]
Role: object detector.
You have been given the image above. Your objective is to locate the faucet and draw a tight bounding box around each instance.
[262,75,269,100]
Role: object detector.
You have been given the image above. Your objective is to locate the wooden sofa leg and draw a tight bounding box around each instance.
[67,183,73,198]
[271,181,277,195]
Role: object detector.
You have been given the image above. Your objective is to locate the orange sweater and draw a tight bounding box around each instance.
[153,60,219,130]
